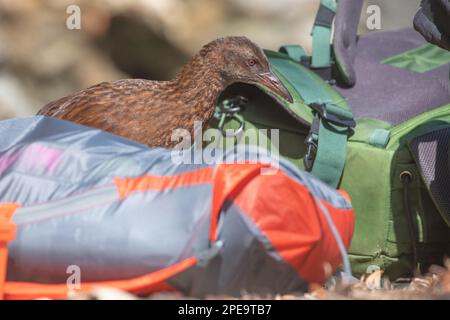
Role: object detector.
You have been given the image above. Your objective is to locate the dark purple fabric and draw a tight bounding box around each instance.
[414,0,450,51]
[335,28,450,125]
[409,127,450,226]
[333,0,364,86]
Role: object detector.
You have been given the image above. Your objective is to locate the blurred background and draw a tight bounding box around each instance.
[0,0,420,119]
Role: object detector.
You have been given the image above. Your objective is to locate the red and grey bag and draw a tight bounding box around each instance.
[0,116,353,299]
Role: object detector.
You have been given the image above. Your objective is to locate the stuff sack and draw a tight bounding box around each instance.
[0,116,353,300]
[211,0,450,278]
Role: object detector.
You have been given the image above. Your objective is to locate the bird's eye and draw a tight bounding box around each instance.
[248,59,256,66]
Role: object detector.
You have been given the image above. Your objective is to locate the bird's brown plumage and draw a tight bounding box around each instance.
[37,36,292,148]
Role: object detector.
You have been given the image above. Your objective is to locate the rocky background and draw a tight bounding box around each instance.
[0,0,420,119]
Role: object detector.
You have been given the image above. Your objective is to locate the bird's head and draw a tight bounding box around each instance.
[200,36,293,103]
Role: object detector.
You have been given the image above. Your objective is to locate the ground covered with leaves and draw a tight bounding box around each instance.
[68,260,450,300]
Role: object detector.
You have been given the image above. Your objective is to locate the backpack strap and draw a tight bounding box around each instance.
[304,103,355,188]
[278,45,307,62]
[264,50,356,188]
[311,0,337,68]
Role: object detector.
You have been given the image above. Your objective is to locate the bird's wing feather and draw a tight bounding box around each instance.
[37,82,112,118]
[35,80,167,145]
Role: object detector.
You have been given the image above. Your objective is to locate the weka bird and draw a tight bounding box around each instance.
[37,36,293,148]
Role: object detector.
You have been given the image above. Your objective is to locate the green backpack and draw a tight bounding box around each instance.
[210,0,450,279]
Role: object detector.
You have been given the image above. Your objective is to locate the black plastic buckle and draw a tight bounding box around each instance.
[309,103,356,128]
[303,133,318,171]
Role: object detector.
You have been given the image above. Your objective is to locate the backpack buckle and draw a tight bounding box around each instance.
[303,103,355,174]
[304,132,318,171]
[309,103,356,128]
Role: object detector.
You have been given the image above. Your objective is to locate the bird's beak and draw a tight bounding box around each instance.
[256,71,293,103]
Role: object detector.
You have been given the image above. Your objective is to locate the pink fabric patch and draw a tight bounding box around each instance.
[22,144,62,173]
[0,144,62,175]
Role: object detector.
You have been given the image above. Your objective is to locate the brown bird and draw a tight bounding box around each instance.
[37,36,293,148]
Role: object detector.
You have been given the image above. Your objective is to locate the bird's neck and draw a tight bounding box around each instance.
[170,53,229,123]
